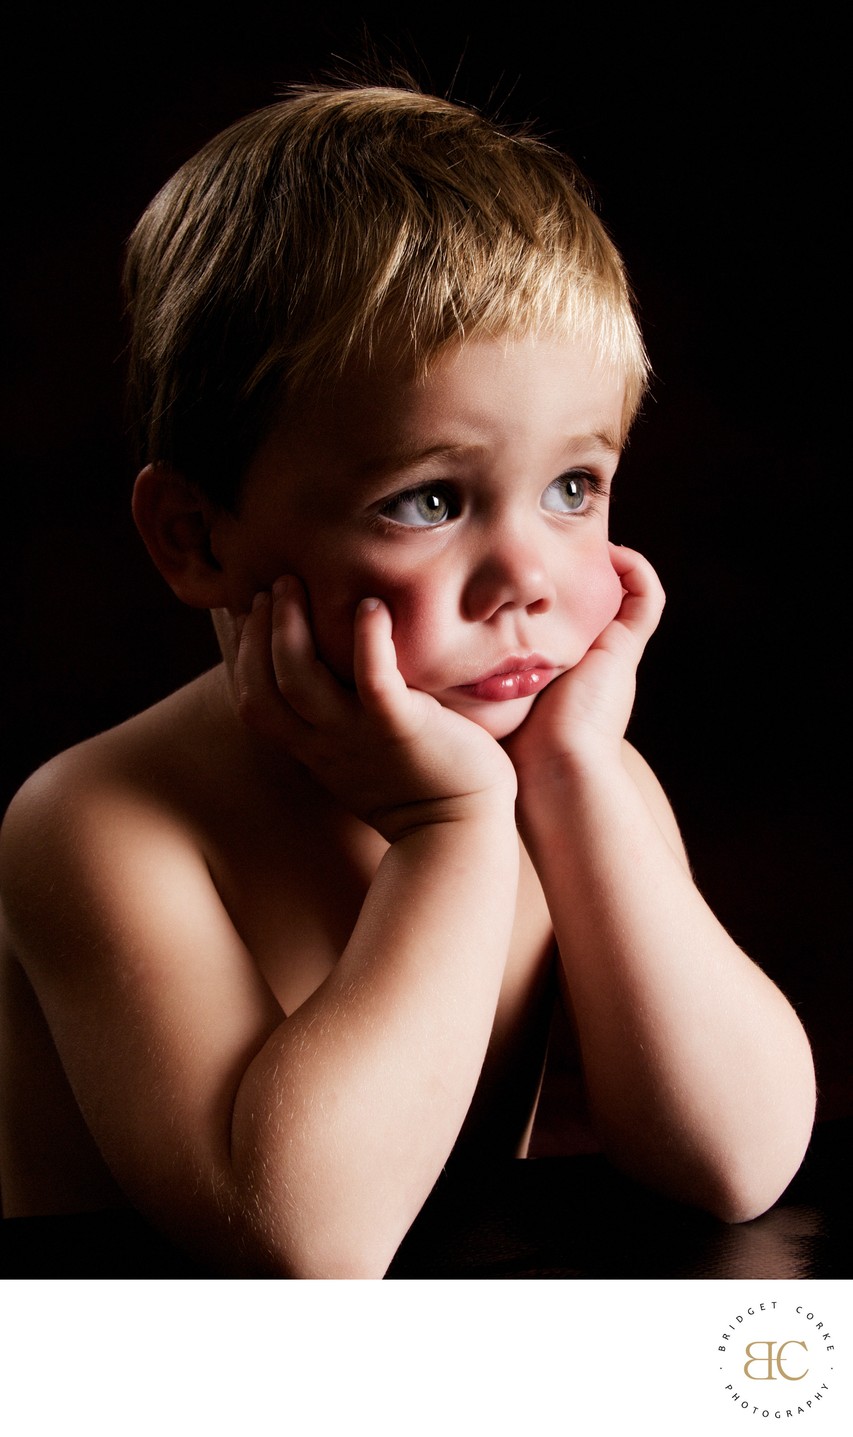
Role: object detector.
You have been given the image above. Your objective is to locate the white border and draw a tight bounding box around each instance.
[3,1278,850,1435]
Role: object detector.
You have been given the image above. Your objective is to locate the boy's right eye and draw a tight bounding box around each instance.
[380,485,458,527]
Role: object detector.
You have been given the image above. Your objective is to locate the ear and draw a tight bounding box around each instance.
[132,464,230,609]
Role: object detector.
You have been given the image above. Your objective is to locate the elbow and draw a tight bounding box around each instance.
[211,1239,393,1280]
[283,1217,405,1279]
[693,1115,817,1227]
[225,1212,400,1280]
[249,1240,395,1281]
[619,1099,818,1227]
[701,1155,808,1227]
[701,1182,783,1227]
[169,1192,399,1279]
[285,1252,392,1281]
[693,1042,818,1226]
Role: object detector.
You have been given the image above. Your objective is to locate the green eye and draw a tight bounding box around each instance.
[383,487,455,527]
[542,472,590,514]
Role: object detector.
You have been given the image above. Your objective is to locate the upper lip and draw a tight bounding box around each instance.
[457,654,556,686]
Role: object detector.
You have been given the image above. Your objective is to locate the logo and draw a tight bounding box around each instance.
[716,1299,838,1421]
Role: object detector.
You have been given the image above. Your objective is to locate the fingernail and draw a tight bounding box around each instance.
[252,591,270,611]
[359,597,381,612]
[272,577,293,601]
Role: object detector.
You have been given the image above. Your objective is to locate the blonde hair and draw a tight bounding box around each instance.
[124,83,649,508]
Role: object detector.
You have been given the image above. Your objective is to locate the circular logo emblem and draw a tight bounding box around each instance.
[716,1297,839,1421]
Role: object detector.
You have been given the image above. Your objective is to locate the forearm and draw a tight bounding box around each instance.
[520,754,815,1221]
[229,803,520,1276]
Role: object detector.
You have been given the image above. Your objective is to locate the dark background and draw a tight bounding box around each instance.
[2,6,848,1117]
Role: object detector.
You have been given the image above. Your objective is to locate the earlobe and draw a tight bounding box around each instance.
[132,464,229,609]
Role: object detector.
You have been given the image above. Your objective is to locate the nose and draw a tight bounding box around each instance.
[461,521,556,622]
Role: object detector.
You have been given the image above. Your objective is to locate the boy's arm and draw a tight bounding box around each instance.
[509,546,816,1221]
[0,594,519,1277]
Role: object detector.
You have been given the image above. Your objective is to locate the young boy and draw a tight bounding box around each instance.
[0,82,816,1278]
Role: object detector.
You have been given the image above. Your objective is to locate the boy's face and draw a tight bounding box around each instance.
[212,332,626,740]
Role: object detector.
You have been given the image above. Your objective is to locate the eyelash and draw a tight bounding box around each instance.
[548,470,607,512]
[376,484,459,528]
[375,470,607,530]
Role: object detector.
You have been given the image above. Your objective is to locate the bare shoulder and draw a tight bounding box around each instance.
[0,675,256,1078]
[621,739,691,871]
[1,673,224,948]
[1,726,156,930]
[0,673,288,1237]
[0,665,297,1025]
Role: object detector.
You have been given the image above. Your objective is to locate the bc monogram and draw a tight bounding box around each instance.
[719,1303,836,1419]
[743,1341,808,1382]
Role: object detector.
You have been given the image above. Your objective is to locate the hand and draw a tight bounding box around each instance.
[505,544,664,782]
[233,577,517,841]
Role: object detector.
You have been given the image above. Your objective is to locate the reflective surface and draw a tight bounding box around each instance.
[2,1118,850,1279]
[390,1119,853,1279]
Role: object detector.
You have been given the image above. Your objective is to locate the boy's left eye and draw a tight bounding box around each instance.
[380,485,458,527]
[541,470,596,514]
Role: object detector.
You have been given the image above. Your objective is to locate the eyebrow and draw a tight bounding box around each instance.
[353,444,480,483]
[355,431,623,484]
[586,429,624,456]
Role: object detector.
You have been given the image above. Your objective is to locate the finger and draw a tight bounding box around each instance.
[607,543,665,642]
[608,541,660,591]
[269,577,347,723]
[351,598,412,727]
[234,591,307,744]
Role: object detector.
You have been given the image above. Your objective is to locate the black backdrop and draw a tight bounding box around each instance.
[2,6,848,1117]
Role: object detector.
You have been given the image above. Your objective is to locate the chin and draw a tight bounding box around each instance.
[446,698,535,741]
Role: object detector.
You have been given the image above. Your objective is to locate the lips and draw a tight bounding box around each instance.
[453,655,559,702]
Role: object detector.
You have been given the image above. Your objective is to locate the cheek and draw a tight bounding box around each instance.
[304,557,442,684]
[376,579,448,683]
[562,548,624,640]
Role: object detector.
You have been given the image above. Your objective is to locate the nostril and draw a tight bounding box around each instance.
[462,551,555,621]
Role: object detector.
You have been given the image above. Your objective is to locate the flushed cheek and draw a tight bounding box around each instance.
[304,563,443,686]
[304,590,360,682]
[371,584,453,688]
[558,549,624,651]
[304,548,623,688]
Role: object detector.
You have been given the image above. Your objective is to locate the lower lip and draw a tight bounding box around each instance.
[454,668,558,702]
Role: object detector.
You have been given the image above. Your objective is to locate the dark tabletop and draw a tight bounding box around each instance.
[2,1117,850,1280]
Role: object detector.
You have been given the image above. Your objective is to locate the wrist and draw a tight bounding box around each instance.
[514,744,628,840]
[374,782,518,846]
[383,794,521,895]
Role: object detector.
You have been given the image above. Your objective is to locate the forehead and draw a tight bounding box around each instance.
[247,332,626,502]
